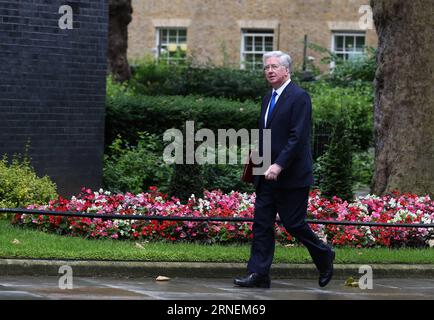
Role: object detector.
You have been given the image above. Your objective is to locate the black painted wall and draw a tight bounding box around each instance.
[0,0,108,197]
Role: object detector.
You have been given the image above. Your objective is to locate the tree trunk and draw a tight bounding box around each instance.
[371,0,434,196]
[108,0,132,82]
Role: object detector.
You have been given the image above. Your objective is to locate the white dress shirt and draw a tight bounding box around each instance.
[264,78,291,127]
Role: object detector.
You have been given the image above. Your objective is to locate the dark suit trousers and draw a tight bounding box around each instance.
[247,180,331,276]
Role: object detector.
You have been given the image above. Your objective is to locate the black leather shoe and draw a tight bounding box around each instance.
[234,273,271,288]
[319,250,335,287]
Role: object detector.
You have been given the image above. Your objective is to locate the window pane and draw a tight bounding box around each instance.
[356,36,365,52]
[345,36,355,51]
[161,30,167,43]
[178,29,187,42]
[169,30,177,42]
[251,37,255,51]
[254,36,263,51]
[348,52,364,61]
[242,30,274,69]
[245,36,253,51]
[335,36,344,51]
[158,28,188,64]
[264,37,273,51]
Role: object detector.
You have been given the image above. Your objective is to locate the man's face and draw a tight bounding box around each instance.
[263,56,289,89]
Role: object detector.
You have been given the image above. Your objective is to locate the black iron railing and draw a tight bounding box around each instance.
[1,208,433,229]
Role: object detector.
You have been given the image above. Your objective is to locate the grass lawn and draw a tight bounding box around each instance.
[1,220,433,263]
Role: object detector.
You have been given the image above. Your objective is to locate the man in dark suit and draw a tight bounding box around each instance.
[234,51,335,288]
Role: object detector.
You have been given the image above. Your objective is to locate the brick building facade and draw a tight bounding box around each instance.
[128,0,377,70]
[0,0,108,197]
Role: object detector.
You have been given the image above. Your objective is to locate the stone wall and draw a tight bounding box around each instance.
[128,0,377,69]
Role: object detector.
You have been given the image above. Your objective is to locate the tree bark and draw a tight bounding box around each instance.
[108,0,132,82]
[371,0,434,196]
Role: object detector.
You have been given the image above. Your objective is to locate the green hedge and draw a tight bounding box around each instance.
[106,80,373,152]
[306,81,374,151]
[129,61,285,102]
[105,93,260,149]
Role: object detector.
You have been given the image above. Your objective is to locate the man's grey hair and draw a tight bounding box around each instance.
[263,51,292,71]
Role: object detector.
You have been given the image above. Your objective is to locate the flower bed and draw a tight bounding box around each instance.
[12,188,434,248]
[308,191,434,247]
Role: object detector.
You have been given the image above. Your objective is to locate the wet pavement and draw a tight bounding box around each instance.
[1,275,434,300]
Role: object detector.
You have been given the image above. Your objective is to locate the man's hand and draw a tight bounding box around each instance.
[264,164,283,181]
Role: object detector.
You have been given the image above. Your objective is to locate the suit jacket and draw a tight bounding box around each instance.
[253,81,314,189]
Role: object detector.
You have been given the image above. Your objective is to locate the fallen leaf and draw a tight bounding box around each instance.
[156,276,171,281]
[344,277,360,287]
[344,277,355,286]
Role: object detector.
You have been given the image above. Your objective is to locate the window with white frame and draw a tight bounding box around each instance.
[156,28,187,63]
[332,32,366,61]
[241,29,274,70]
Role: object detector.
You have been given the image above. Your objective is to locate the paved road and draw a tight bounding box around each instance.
[1,275,434,300]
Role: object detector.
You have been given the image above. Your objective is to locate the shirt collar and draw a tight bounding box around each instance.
[272,78,291,98]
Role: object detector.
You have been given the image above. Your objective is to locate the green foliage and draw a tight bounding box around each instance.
[0,155,57,210]
[182,67,270,102]
[307,43,376,85]
[103,132,173,194]
[304,80,374,151]
[103,131,254,199]
[352,148,374,190]
[106,74,135,99]
[202,146,255,194]
[328,47,377,85]
[169,163,204,203]
[202,163,254,194]
[105,93,259,148]
[106,80,373,152]
[316,109,354,201]
[314,147,374,192]
[129,58,186,96]
[105,55,375,197]
[128,59,271,101]
[166,123,205,202]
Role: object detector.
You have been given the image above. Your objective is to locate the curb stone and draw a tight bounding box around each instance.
[1,259,434,279]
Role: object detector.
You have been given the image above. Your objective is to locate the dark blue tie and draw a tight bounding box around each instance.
[267,91,278,126]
